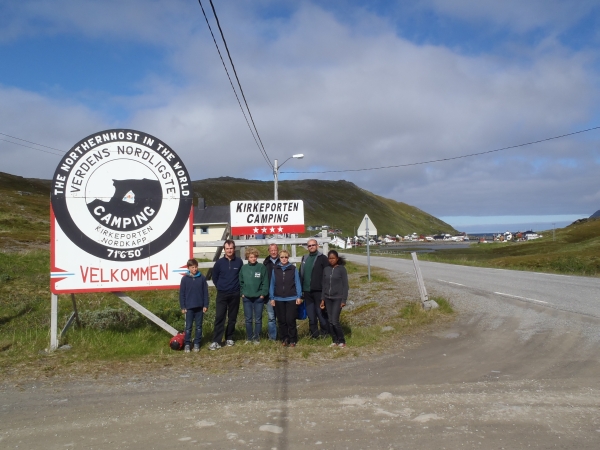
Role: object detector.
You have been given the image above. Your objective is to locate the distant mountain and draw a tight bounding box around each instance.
[0,172,456,251]
[590,210,600,219]
[192,177,456,236]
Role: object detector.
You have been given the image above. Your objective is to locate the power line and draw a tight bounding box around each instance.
[2,124,598,173]
[197,0,272,169]
[0,137,64,157]
[0,132,64,153]
[281,125,600,174]
[208,0,272,167]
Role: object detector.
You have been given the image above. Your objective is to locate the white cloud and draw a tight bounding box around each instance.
[0,86,109,178]
[1,1,599,219]
[423,0,599,34]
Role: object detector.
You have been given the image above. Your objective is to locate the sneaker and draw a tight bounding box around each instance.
[193,345,200,353]
[329,343,338,348]
[338,343,347,348]
[253,340,260,345]
[282,341,288,347]
[208,342,221,351]
[289,343,296,347]
[184,345,191,353]
[226,340,235,347]
[244,340,252,345]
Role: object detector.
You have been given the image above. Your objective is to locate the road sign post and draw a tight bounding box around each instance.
[357,214,377,282]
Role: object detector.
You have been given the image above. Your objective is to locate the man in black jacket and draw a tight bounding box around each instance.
[300,239,329,338]
[262,243,279,340]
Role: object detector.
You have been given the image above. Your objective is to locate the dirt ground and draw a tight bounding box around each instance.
[1,269,600,449]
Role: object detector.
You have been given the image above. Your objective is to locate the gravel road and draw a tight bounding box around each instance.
[1,256,599,449]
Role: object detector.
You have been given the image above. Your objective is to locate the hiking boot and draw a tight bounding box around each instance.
[226,340,235,347]
[193,345,200,353]
[208,342,221,351]
[184,345,191,353]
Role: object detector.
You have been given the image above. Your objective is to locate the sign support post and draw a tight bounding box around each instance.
[366,217,371,281]
[50,294,58,351]
[357,214,377,282]
[113,292,178,336]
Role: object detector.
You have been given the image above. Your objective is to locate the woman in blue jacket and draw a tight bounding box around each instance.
[269,250,302,347]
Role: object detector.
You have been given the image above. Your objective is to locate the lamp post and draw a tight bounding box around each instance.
[273,154,304,200]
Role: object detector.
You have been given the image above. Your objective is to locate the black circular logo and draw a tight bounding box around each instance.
[51,129,192,261]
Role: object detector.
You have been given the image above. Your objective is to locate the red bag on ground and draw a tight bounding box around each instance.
[169,332,185,351]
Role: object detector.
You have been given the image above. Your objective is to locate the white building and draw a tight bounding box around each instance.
[192,199,230,260]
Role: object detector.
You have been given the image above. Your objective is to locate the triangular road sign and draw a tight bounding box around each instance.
[357,214,377,237]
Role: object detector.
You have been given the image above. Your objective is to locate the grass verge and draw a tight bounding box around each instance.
[0,251,454,381]
[344,219,600,277]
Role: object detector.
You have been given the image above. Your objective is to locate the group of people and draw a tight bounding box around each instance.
[178,239,349,352]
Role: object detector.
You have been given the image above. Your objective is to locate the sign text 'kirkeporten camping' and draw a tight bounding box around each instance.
[230,200,305,235]
[50,129,193,293]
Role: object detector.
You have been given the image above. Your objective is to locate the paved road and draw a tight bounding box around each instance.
[346,253,600,318]
[2,259,599,449]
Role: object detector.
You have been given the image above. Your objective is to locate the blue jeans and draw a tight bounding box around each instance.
[185,307,204,346]
[242,296,264,341]
[265,299,277,340]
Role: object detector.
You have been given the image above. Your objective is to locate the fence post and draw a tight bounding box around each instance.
[411,252,429,303]
[410,252,439,310]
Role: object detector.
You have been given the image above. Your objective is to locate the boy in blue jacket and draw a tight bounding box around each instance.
[179,258,209,353]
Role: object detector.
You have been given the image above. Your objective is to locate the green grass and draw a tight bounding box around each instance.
[0,249,453,379]
[344,219,600,277]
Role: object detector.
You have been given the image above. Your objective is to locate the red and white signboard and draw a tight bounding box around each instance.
[230,200,305,235]
[50,129,193,293]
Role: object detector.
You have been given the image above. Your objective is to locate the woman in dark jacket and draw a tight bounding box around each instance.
[269,250,302,347]
[320,250,349,347]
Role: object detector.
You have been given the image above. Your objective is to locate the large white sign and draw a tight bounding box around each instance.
[50,129,193,293]
[230,200,305,235]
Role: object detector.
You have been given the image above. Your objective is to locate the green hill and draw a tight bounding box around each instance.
[0,172,50,250]
[0,172,455,251]
[410,218,600,276]
[192,177,456,237]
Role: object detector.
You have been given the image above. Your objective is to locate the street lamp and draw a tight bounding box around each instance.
[273,153,304,200]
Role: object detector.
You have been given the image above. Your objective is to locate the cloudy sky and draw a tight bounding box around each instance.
[1,0,599,232]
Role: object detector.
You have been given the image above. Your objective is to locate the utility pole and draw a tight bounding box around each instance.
[273,154,303,201]
[273,159,279,201]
